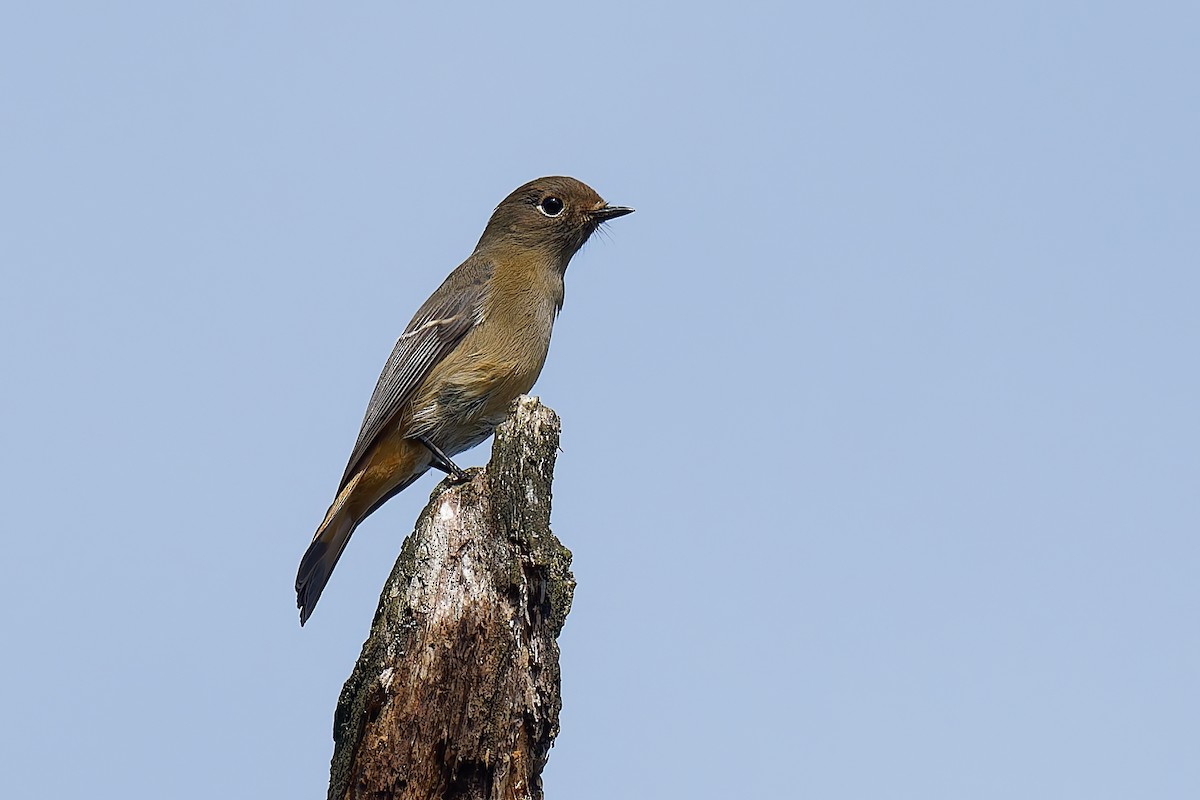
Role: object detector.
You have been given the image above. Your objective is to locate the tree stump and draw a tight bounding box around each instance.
[327,396,575,800]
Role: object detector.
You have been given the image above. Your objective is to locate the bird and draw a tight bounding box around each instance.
[295,176,633,624]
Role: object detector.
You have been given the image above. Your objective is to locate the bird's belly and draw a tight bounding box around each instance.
[408,302,555,455]
[408,361,541,456]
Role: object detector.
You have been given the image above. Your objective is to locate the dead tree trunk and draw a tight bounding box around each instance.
[327,396,576,800]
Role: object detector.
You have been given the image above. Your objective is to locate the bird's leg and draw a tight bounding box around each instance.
[415,436,470,483]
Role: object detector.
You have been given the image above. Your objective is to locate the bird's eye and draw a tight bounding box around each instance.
[537,196,564,217]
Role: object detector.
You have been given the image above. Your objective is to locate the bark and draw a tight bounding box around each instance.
[328,396,575,800]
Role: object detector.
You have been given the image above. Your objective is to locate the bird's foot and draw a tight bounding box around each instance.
[416,436,470,483]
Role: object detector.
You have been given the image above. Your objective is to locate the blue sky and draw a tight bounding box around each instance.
[2,3,1197,797]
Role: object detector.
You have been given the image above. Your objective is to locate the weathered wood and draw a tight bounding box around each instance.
[328,396,575,800]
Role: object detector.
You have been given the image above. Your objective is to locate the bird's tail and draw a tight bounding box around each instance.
[295,467,427,625]
[295,502,358,626]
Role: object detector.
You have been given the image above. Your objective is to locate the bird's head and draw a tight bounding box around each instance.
[477,176,633,268]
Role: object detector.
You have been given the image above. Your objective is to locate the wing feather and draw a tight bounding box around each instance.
[338,256,493,487]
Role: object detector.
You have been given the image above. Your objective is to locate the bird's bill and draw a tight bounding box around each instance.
[589,204,635,221]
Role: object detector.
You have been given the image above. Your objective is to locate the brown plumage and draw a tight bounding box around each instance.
[295,176,632,624]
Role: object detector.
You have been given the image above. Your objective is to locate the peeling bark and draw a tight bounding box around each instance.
[328,396,575,800]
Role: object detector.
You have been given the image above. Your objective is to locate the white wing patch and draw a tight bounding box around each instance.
[400,315,462,340]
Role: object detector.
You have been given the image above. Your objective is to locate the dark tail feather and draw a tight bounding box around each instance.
[295,470,426,625]
[295,512,356,626]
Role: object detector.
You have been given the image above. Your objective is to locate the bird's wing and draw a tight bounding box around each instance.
[338,257,493,487]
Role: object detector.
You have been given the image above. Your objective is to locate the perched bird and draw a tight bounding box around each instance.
[295,176,632,624]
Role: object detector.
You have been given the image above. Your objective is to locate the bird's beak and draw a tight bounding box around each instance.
[590,204,635,221]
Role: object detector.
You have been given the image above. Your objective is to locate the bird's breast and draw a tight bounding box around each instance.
[407,282,559,453]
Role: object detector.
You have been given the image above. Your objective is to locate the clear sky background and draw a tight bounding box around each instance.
[2,3,1197,798]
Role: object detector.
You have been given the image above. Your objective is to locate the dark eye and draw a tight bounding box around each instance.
[537,196,564,217]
